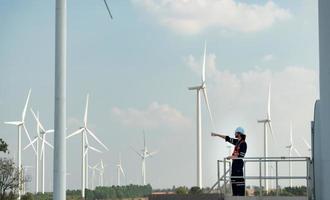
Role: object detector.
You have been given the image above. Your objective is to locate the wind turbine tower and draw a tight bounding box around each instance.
[257,83,276,192]
[188,42,214,188]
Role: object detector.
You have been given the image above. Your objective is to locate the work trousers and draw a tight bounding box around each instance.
[231,159,245,196]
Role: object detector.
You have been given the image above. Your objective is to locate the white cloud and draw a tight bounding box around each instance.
[112,102,191,132]
[262,54,275,62]
[185,53,318,158]
[132,0,292,34]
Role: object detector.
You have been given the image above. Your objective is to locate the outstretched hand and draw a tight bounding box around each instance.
[211,132,218,137]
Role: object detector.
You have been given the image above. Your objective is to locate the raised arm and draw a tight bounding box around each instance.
[211,132,227,139]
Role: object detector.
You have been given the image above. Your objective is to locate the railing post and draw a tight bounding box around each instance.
[224,158,227,195]
[243,160,246,195]
[217,160,220,193]
[259,158,262,196]
[306,158,312,200]
[276,161,279,196]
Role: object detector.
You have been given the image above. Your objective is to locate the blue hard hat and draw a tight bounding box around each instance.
[235,127,245,135]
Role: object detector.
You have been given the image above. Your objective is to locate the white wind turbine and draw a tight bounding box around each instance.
[257,83,276,192]
[89,163,100,189]
[188,42,215,188]
[4,89,36,199]
[66,94,108,198]
[132,132,157,185]
[116,153,125,186]
[285,122,301,187]
[24,111,40,194]
[24,109,54,194]
[98,160,105,186]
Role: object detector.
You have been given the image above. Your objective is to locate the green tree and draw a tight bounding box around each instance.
[0,139,8,153]
[0,158,24,200]
[175,186,188,194]
[189,186,202,195]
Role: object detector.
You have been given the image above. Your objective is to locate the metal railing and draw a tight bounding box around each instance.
[209,157,313,199]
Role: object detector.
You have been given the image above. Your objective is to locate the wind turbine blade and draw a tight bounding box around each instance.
[45,129,54,134]
[30,109,46,132]
[120,167,125,177]
[202,41,207,83]
[66,128,84,139]
[267,83,271,120]
[23,137,38,151]
[130,146,143,158]
[22,89,31,121]
[84,147,89,157]
[84,94,89,127]
[44,139,54,149]
[302,137,311,149]
[101,160,104,169]
[86,128,109,151]
[85,133,89,146]
[290,121,293,145]
[293,147,302,157]
[103,0,113,19]
[268,122,277,143]
[23,124,37,154]
[4,121,21,126]
[148,151,158,157]
[143,130,146,150]
[202,88,215,130]
[89,146,102,154]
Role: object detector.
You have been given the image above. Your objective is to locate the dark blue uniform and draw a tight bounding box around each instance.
[226,136,247,196]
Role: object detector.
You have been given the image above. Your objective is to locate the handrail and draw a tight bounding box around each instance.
[210,156,313,199]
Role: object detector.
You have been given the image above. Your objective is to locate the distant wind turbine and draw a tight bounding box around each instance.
[4,89,35,199]
[89,163,100,189]
[116,153,125,186]
[257,83,276,192]
[132,131,157,185]
[188,42,215,188]
[27,109,54,194]
[285,122,301,187]
[66,94,108,198]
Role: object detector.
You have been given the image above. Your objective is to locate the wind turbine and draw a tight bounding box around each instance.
[24,109,54,194]
[285,122,301,187]
[98,160,105,186]
[31,110,54,190]
[257,83,276,192]
[4,89,36,199]
[66,94,108,198]
[116,153,125,186]
[132,132,157,185]
[89,163,100,189]
[188,42,214,188]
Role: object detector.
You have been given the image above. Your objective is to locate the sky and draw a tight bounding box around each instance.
[0,0,318,191]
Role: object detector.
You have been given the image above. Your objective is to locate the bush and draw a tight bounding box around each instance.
[189,186,202,194]
[21,192,34,200]
[175,186,188,194]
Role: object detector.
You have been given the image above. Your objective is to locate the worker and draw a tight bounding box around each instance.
[212,127,247,196]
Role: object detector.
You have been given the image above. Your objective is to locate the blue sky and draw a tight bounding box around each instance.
[0,0,318,191]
